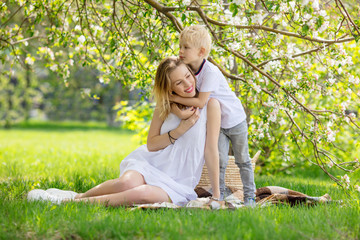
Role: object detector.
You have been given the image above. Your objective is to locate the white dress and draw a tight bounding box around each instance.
[119,106,207,206]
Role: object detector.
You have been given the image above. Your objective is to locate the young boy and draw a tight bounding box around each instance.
[171,25,256,206]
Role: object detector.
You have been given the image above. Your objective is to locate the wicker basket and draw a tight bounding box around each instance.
[196,151,260,189]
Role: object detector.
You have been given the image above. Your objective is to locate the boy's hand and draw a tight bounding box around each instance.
[171,104,195,120]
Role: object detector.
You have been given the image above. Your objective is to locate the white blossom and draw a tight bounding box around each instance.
[341,174,350,184]
[92,25,103,36]
[345,116,350,123]
[233,0,246,5]
[240,17,248,25]
[287,43,296,56]
[279,118,286,126]
[319,10,327,17]
[284,145,290,152]
[269,108,279,122]
[279,3,289,12]
[38,47,55,60]
[294,12,299,21]
[337,67,342,74]
[15,0,25,5]
[349,75,360,85]
[301,0,309,6]
[273,34,283,46]
[50,64,58,72]
[251,11,265,25]
[326,126,335,142]
[291,78,298,88]
[83,88,91,95]
[78,35,86,44]
[285,129,291,136]
[327,77,336,85]
[25,56,34,65]
[224,9,232,20]
[258,132,264,139]
[328,161,333,168]
[230,42,241,51]
[328,58,337,67]
[330,114,337,121]
[74,25,81,31]
[303,13,312,21]
[289,1,296,10]
[252,83,261,93]
[273,14,281,21]
[343,56,353,66]
[312,0,320,10]
[318,21,329,33]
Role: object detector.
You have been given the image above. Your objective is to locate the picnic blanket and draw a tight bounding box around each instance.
[132,186,332,210]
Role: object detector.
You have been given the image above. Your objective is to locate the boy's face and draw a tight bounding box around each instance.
[179,41,203,66]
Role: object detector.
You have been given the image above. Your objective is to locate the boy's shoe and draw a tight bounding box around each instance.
[45,188,78,201]
[244,197,256,208]
[27,189,62,204]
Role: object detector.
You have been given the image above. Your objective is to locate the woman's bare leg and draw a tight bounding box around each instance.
[75,170,145,199]
[205,98,221,199]
[73,184,170,207]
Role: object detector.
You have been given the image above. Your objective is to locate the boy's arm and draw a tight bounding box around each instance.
[170,92,211,109]
[171,103,195,120]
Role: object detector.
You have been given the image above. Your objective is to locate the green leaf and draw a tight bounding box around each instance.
[232,8,239,17]
[229,3,237,12]
[302,24,309,35]
[181,13,186,22]
[354,35,360,43]
[315,17,324,29]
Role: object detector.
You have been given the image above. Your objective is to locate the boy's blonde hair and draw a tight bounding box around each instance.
[154,57,196,120]
[180,25,212,58]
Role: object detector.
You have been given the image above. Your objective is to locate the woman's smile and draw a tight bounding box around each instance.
[185,86,193,93]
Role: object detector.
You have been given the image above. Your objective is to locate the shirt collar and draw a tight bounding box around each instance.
[195,59,206,76]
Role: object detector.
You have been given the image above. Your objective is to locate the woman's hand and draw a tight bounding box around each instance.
[147,107,199,152]
[176,108,200,134]
[171,104,196,120]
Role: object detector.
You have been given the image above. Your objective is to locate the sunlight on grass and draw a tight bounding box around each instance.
[0,122,359,240]
[0,124,139,180]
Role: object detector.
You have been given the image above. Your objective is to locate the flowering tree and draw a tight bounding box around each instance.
[1,0,359,190]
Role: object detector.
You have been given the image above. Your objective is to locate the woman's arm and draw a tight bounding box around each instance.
[147,106,200,152]
[204,98,221,199]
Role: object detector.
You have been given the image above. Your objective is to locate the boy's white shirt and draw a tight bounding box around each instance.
[196,60,246,129]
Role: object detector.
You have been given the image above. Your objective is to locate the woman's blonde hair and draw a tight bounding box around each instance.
[154,57,196,120]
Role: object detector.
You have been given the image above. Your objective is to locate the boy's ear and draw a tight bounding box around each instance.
[198,47,206,57]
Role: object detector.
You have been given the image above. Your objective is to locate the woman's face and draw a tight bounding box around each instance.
[169,64,196,98]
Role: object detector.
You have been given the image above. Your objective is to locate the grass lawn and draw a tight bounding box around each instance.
[1,121,359,240]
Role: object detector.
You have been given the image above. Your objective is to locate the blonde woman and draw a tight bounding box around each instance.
[28,57,221,207]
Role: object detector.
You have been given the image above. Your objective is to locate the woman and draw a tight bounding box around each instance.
[27,57,221,206]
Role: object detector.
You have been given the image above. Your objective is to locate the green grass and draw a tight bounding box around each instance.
[1,121,359,240]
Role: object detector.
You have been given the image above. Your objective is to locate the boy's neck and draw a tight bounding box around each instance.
[189,58,206,73]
